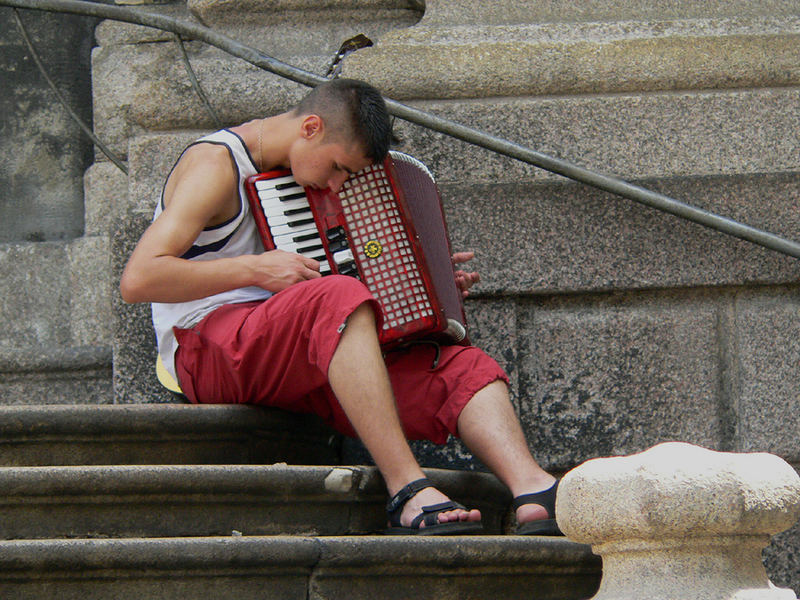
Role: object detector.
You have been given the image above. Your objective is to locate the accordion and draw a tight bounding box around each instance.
[244,151,468,348]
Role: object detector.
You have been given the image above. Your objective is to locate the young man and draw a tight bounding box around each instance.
[121,78,561,535]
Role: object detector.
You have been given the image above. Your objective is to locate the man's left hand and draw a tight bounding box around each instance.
[452,251,480,298]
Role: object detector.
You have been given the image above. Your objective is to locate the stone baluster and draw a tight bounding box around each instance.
[557,442,800,600]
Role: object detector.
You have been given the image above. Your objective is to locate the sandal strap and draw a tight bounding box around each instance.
[386,477,433,516]
[410,500,466,529]
[512,480,559,517]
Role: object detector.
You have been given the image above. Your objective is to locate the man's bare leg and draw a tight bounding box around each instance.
[457,380,557,525]
[327,303,481,528]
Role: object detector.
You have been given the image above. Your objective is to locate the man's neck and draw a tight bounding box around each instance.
[254,113,298,172]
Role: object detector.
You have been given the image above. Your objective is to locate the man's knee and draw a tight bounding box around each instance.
[312,274,370,301]
[304,275,382,330]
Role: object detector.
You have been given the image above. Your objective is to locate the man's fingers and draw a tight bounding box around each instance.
[301,255,321,271]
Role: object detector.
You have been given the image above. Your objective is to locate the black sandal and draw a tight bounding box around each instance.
[513,480,564,536]
[384,478,484,536]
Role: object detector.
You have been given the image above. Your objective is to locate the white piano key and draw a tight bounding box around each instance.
[269,221,319,238]
[254,175,298,190]
[286,240,325,256]
[266,212,314,228]
[257,187,306,202]
[260,197,310,217]
[270,225,320,245]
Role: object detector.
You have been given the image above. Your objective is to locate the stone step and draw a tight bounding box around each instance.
[0,535,601,600]
[0,464,511,539]
[342,15,800,100]
[0,404,341,467]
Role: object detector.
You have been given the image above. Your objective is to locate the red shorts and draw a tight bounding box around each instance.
[174,276,508,444]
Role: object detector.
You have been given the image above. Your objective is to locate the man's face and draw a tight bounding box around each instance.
[288,115,373,192]
[292,139,372,193]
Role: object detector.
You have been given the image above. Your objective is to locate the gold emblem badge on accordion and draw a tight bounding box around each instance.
[364,240,383,259]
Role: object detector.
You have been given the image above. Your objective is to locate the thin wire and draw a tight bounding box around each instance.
[174,33,223,129]
[11,7,128,175]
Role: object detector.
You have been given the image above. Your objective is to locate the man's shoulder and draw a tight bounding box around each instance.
[171,142,238,186]
[182,140,234,167]
[162,141,240,217]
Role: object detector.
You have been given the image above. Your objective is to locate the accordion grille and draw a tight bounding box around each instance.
[338,163,437,335]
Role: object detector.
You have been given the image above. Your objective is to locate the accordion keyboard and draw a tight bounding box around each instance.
[251,174,356,275]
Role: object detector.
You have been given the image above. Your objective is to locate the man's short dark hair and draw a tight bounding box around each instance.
[293,79,392,163]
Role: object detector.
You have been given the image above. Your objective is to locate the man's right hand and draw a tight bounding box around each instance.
[244,250,322,292]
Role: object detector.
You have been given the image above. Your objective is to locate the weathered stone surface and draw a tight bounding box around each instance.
[389,89,800,187]
[517,293,722,472]
[441,173,800,296]
[558,443,800,600]
[187,0,423,56]
[111,208,171,404]
[67,236,112,348]
[83,161,127,237]
[0,243,72,353]
[0,536,318,600]
[733,288,800,462]
[764,511,800,597]
[92,39,321,153]
[0,7,94,244]
[0,535,599,600]
[560,443,800,540]
[0,464,510,538]
[342,0,800,99]
[344,24,800,99]
[0,403,342,467]
[417,0,800,25]
[94,3,199,46]
[311,536,599,600]
[0,346,112,406]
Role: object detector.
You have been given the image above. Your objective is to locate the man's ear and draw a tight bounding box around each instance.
[300,114,323,140]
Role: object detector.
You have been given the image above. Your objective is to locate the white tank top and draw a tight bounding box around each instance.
[151,129,272,381]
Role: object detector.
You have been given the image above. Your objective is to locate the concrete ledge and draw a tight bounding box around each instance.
[415,0,800,25]
[0,404,341,466]
[0,535,600,600]
[0,464,510,537]
[343,24,800,99]
[389,90,800,187]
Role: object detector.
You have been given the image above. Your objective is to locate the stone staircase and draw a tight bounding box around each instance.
[0,403,601,599]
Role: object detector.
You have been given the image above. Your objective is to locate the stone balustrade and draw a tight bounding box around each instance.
[558,442,800,600]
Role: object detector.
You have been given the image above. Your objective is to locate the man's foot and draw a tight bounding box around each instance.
[384,478,483,535]
[513,479,563,536]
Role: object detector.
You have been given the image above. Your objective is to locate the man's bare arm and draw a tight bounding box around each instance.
[120,145,320,304]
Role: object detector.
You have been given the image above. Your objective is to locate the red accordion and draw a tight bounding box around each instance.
[244,151,468,348]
